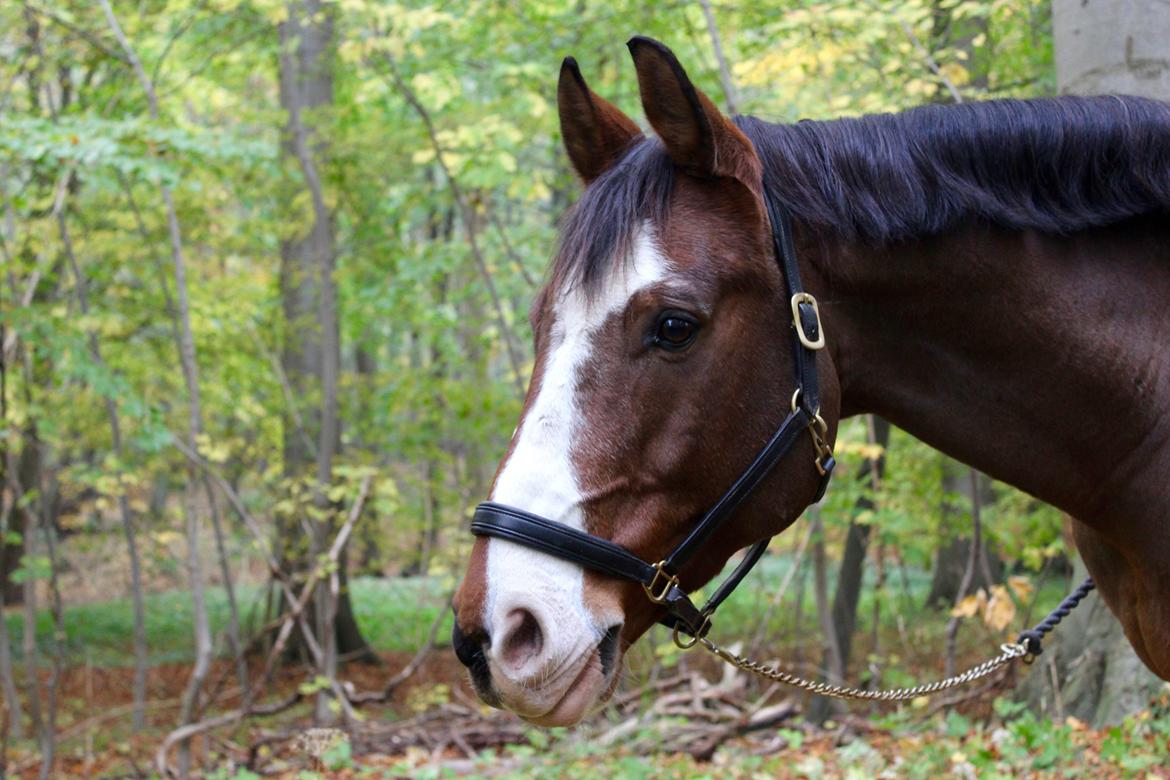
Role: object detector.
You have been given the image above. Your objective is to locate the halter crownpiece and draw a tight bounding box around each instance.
[470,179,836,645]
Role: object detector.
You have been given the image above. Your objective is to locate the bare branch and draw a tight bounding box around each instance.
[2,167,71,363]
[21,1,130,65]
[861,0,965,103]
[483,204,538,289]
[98,3,223,767]
[155,476,373,777]
[346,597,448,705]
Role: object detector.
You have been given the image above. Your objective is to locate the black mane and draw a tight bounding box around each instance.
[553,95,1170,293]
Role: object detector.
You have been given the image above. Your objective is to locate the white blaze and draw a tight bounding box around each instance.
[484,227,669,674]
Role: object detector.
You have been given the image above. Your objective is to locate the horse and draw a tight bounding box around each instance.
[450,36,1170,727]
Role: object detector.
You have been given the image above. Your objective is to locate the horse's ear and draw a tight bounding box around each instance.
[557,57,643,184]
[626,37,761,193]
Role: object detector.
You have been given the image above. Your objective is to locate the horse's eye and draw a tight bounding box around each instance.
[654,314,698,350]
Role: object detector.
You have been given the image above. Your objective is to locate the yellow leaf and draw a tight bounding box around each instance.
[939,62,971,87]
[1007,575,1034,601]
[983,585,1016,631]
[951,591,984,618]
[154,530,182,547]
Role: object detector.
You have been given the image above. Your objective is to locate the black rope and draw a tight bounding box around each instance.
[1015,577,1095,657]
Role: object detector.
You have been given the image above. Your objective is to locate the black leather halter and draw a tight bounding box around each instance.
[470,184,836,644]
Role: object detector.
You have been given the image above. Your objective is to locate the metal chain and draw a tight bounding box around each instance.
[697,637,1028,702]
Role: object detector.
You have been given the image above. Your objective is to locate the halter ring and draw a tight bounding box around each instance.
[672,613,712,650]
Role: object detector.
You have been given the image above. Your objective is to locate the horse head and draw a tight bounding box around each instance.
[450,37,840,726]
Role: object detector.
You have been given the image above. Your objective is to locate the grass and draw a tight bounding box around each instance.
[3,551,1070,673]
[2,576,455,666]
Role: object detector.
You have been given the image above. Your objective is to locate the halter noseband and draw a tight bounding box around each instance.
[469,183,836,645]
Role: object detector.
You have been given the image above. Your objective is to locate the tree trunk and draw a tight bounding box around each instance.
[1017,0,1168,723]
[1053,0,1170,97]
[1,499,23,607]
[1017,555,1161,725]
[0,477,20,607]
[277,0,372,677]
[926,460,1001,608]
[0,371,21,738]
[351,344,382,576]
[810,510,843,689]
[807,417,892,724]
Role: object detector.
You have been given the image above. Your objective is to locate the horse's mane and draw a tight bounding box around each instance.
[553,95,1170,294]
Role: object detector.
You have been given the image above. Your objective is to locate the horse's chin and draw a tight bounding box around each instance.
[520,660,608,727]
[494,647,621,728]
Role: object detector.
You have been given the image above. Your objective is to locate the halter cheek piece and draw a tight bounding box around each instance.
[470,184,836,645]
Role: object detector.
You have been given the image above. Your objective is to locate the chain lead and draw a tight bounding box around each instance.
[696,637,1028,702]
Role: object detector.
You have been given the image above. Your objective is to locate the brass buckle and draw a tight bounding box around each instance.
[672,613,712,650]
[792,390,834,475]
[790,293,826,350]
[642,561,679,604]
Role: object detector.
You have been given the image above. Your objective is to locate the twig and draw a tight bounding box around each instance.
[54,698,184,744]
[156,692,304,775]
[750,523,815,653]
[1047,653,1065,721]
[698,0,738,114]
[20,1,130,64]
[346,598,448,704]
[245,324,316,459]
[98,4,224,766]
[483,204,538,289]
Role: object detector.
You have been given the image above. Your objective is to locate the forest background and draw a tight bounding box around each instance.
[1,0,1168,776]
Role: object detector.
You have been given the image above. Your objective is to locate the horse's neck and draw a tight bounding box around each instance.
[817,217,1170,525]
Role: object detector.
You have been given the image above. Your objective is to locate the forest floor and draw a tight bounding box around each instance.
[3,559,1169,778]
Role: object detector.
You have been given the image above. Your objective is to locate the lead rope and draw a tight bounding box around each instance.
[687,577,1095,702]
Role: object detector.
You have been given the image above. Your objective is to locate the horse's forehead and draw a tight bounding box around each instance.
[548,226,672,336]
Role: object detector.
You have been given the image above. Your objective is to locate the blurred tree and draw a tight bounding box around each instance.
[807,415,890,725]
[277,0,373,674]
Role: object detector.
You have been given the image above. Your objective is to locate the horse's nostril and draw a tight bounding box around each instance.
[452,620,488,670]
[500,608,544,670]
[599,624,622,677]
[451,619,499,706]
